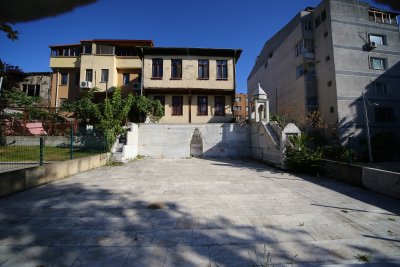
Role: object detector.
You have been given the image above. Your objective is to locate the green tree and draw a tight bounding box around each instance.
[61,89,99,125]
[97,87,133,150]
[132,95,164,123]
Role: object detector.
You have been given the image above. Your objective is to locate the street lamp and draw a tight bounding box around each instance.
[362,92,378,163]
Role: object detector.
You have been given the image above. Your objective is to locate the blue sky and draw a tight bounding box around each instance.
[0,0,389,93]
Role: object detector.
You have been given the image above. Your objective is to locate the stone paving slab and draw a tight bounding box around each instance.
[0,158,399,266]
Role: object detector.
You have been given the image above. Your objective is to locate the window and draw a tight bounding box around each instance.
[327,80,332,87]
[321,10,327,22]
[370,57,386,70]
[369,34,385,45]
[324,31,329,38]
[372,81,389,96]
[154,96,165,115]
[325,55,330,61]
[235,97,241,102]
[172,96,183,115]
[235,106,241,111]
[96,44,114,54]
[101,69,109,82]
[152,58,163,78]
[123,73,130,85]
[315,16,321,28]
[375,107,395,122]
[197,96,208,115]
[198,59,209,79]
[304,39,314,52]
[171,59,182,79]
[330,107,334,113]
[214,96,225,116]
[85,69,93,82]
[303,20,312,31]
[83,44,92,54]
[115,46,137,56]
[23,84,40,97]
[75,72,80,85]
[217,60,228,79]
[60,73,68,85]
[296,65,304,78]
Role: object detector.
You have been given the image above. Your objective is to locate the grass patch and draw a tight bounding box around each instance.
[106,161,124,167]
[0,146,101,162]
[298,222,305,226]
[147,202,164,209]
[354,252,371,263]
[135,154,145,160]
[388,218,396,222]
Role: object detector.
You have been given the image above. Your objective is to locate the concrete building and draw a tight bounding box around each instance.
[234,93,248,122]
[248,0,400,145]
[19,72,51,107]
[139,47,242,123]
[49,39,154,107]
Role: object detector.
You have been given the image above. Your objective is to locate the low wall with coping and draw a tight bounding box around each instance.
[321,159,400,199]
[5,136,103,148]
[0,153,110,198]
[138,123,250,158]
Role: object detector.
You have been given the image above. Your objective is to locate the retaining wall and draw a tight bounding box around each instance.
[5,136,103,148]
[138,123,250,158]
[321,159,400,199]
[0,153,110,198]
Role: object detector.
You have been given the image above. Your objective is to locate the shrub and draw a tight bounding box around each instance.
[285,134,322,174]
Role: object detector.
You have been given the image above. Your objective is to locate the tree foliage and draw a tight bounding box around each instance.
[132,96,164,123]
[98,88,133,150]
[61,89,99,125]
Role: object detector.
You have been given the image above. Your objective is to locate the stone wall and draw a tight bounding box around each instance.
[5,135,103,149]
[321,159,400,199]
[0,153,110,198]
[138,123,250,158]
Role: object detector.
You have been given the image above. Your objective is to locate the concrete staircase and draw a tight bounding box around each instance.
[110,124,139,162]
[111,142,125,162]
[265,122,280,149]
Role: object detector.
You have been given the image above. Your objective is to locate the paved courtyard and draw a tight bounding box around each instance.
[0,158,399,266]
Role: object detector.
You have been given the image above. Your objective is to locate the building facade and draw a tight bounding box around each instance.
[19,72,51,107]
[234,93,248,121]
[248,0,400,145]
[139,47,242,123]
[49,39,153,107]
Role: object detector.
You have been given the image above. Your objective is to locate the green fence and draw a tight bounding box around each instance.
[0,126,105,173]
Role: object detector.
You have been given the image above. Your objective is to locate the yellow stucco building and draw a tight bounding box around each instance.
[49,39,153,107]
[49,40,242,124]
[139,47,242,123]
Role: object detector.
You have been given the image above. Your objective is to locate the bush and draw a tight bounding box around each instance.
[285,135,322,175]
[322,144,357,162]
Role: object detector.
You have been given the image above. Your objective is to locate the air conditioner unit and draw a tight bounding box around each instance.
[132,82,141,90]
[80,81,92,89]
[367,41,377,50]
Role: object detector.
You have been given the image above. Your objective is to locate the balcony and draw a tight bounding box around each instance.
[368,10,398,26]
[50,57,80,68]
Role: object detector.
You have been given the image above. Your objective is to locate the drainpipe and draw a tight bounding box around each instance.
[233,51,237,118]
[141,48,144,96]
[189,91,192,123]
[55,71,59,108]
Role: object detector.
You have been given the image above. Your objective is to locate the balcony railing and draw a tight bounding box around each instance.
[368,11,398,25]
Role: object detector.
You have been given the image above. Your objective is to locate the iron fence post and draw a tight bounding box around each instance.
[70,125,74,160]
[39,137,44,166]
